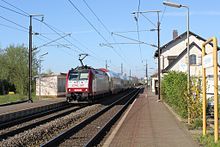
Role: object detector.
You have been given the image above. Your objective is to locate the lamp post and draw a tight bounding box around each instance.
[163,1,191,124]
[28,14,44,103]
[132,10,161,101]
[163,1,190,93]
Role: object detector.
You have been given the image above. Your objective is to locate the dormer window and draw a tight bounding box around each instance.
[190,54,196,65]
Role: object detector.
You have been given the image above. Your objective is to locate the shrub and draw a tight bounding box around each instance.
[162,71,203,123]
[185,77,202,123]
[161,71,188,118]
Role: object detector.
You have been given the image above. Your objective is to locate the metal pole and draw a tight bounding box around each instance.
[105,60,108,69]
[146,60,148,87]
[146,60,148,79]
[28,15,33,103]
[129,69,131,78]
[157,12,161,101]
[184,6,191,124]
[39,59,41,99]
[121,63,123,75]
[186,6,190,93]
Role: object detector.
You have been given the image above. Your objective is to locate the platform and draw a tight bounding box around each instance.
[0,97,66,123]
[104,88,199,147]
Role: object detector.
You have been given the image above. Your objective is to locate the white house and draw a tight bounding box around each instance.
[152,30,219,92]
[35,73,66,98]
[155,31,217,76]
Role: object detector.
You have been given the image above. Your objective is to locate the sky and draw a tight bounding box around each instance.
[0,0,220,78]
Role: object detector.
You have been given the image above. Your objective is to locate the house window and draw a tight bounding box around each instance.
[167,56,177,64]
[190,54,196,65]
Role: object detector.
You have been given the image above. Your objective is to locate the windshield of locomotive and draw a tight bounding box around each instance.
[68,72,78,80]
[79,72,88,80]
[68,71,88,81]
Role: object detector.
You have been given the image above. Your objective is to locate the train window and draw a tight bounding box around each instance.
[80,73,88,80]
[69,72,78,80]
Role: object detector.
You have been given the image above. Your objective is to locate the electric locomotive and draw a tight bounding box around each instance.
[66,65,110,102]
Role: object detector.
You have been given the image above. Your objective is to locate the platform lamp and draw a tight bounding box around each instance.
[163,1,190,93]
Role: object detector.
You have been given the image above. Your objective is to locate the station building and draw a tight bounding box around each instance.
[152,30,220,93]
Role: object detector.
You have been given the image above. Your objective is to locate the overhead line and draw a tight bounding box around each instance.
[32,9,106,64]
[0,15,28,30]
[69,37,105,62]
[160,6,167,23]
[0,0,29,16]
[67,0,112,47]
[82,0,111,33]
[81,0,130,66]
[0,0,85,54]
[0,0,107,65]
[32,19,104,62]
[38,34,81,53]
[136,0,143,62]
[0,23,28,33]
[0,4,28,17]
[113,29,152,34]
[137,0,141,18]
[35,34,71,49]
[41,21,87,53]
[112,33,145,43]
[135,19,143,62]
[140,13,157,28]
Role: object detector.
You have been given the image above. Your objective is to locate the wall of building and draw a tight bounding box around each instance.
[36,75,66,97]
[151,77,158,93]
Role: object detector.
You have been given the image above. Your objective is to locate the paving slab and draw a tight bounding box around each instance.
[107,88,199,147]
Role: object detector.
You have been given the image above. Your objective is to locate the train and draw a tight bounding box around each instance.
[65,65,138,103]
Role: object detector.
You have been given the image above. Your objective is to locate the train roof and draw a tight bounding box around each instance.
[99,68,121,78]
[69,65,94,71]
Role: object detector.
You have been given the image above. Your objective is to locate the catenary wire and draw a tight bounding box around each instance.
[140,13,157,28]
[0,15,28,30]
[0,23,28,33]
[136,0,143,62]
[81,0,131,66]
[67,0,112,47]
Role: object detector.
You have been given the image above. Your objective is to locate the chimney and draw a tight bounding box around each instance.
[173,30,178,40]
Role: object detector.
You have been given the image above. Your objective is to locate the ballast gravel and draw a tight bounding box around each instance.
[0,104,103,147]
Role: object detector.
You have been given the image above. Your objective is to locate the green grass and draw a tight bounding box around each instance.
[0,94,29,104]
[198,134,220,147]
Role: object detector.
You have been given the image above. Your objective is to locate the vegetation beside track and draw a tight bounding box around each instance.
[0,94,37,104]
[0,94,26,104]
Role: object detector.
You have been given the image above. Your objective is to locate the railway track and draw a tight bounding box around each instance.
[41,88,141,147]
[0,103,86,141]
[0,103,72,130]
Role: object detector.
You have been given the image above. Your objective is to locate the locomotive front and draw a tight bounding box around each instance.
[66,67,92,102]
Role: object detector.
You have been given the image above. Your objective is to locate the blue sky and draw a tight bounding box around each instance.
[0,0,220,78]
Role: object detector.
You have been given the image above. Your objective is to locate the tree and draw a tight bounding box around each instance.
[0,45,38,95]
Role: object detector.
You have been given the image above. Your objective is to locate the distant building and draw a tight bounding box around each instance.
[151,73,158,93]
[35,73,66,98]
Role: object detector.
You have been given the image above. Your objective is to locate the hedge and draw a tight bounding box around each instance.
[161,71,188,118]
